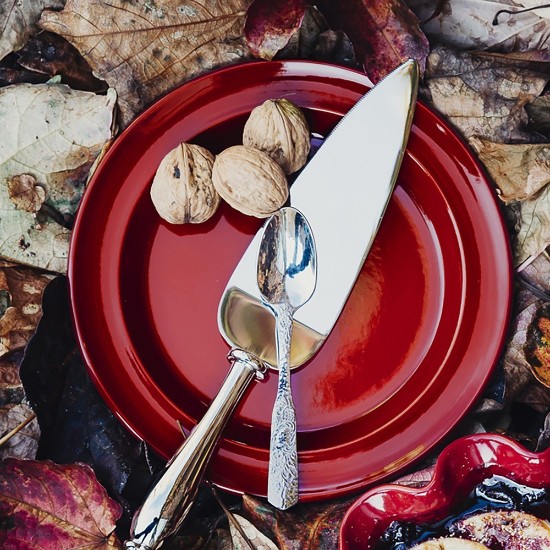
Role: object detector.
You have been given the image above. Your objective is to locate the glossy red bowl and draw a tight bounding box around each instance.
[340,433,550,549]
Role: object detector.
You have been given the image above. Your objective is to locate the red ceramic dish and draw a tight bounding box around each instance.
[339,433,550,549]
[68,61,512,500]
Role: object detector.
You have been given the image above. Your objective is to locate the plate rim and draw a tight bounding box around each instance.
[68,59,513,501]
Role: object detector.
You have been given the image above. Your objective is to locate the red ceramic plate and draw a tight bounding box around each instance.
[339,433,550,549]
[68,61,512,501]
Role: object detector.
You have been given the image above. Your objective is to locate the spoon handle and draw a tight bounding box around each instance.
[268,304,299,510]
[125,349,265,549]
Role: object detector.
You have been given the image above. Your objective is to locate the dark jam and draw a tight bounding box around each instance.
[378,476,550,549]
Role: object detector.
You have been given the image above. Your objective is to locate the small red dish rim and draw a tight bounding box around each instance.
[339,433,550,549]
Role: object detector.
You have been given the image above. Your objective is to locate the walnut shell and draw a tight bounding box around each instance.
[150,142,220,224]
[212,145,288,218]
[243,98,310,174]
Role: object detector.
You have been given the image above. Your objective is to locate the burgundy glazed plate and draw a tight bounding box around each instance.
[68,60,512,501]
[339,433,550,549]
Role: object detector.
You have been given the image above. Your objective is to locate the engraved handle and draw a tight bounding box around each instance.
[125,349,265,550]
[268,304,299,510]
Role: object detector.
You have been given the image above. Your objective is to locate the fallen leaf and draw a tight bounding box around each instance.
[393,465,435,488]
[245,0,307,60]
[502,298,541,401]
[19,277,165,535]
[229,514,279,550]
[0,82,116,273]
[526,95,550,138]
[407,0,550,52]
[7,173,46,213]
[16,30,108,92]
[40,0,253,127]
[425,46,549,143]
[242,494,353,549]
[519,251,550,289]
[514,182,550,265]
[0,0,64,61]
[525,302,550,387]
[469,138,550,202]
[0,403,39,460]
[536,410,550,451]
[0,458,122,549]
[315,0,429,82]
[0,264,52,356]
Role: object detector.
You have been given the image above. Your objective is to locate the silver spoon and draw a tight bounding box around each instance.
[257,206,317,510]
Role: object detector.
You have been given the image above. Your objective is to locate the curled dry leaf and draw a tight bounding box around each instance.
[0,83,116,273]
[40,0,253,127]
[527,95,550,138]
[0,0,64,61]
[0,403,39,460]
[245,0,307,60]
[0,264,53,356]
[393,465,436,488]
[469,138,550,203]
[408,0,550,52]
[425,46,549,143]
[316,0,429,82]
[229,514,279,550]
[525,302,550,387]
[514,183,550,265]
[7,174,46,213]
[0,459,122,549]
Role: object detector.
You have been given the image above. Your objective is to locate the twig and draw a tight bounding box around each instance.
[516,273,550,302]
[0,412,36,447]
[207,481,256,550]
[493,4,550,25]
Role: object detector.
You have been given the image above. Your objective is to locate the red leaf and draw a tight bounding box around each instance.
[245,0,308,60]
[316,0,429,82]
[0,459,122,549]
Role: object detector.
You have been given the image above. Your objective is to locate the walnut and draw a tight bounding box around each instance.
[212,145,288,218]
[150,142,220,224]
[243,98,310,174]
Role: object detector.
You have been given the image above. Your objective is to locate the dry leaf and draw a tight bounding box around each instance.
[425,46,548,143]
[515,182,550,265]
[525,302,550,387]
[0,264,52,356]
[316,0,429,83]
[526,95,550,138]
[0,0,64,61]
[520,251,550,289]
[40,0,253,127]
[408,0,550,52]
[470,138,550,202]
[242,494,353,549]
[229,514,279,550]
[393,465,435,488]
[0,82,116,273]
[0,459,122,549]
[7,174,46,213]
[0,403,39,460]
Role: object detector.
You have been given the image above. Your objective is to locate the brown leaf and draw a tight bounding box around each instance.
[393,465,435,488]
[536,410,550,451]
[0,0,64,61]
[0,403,39,460]
[525,302,550,387]
[40,0,254,127]
[520,252,550,291]
[469,138,550,203]
[0,265,53,356]
[316,0,429,82]
[0,459,122,549]
[514,183,550,265]
[245,0,307,60]
[242,494,353,549]
[7,174,46,213]
[526,95,550,138]
[408,0,550,52]
[17,31,108,93]
[229,514,279,550]
[425,46,549,143]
